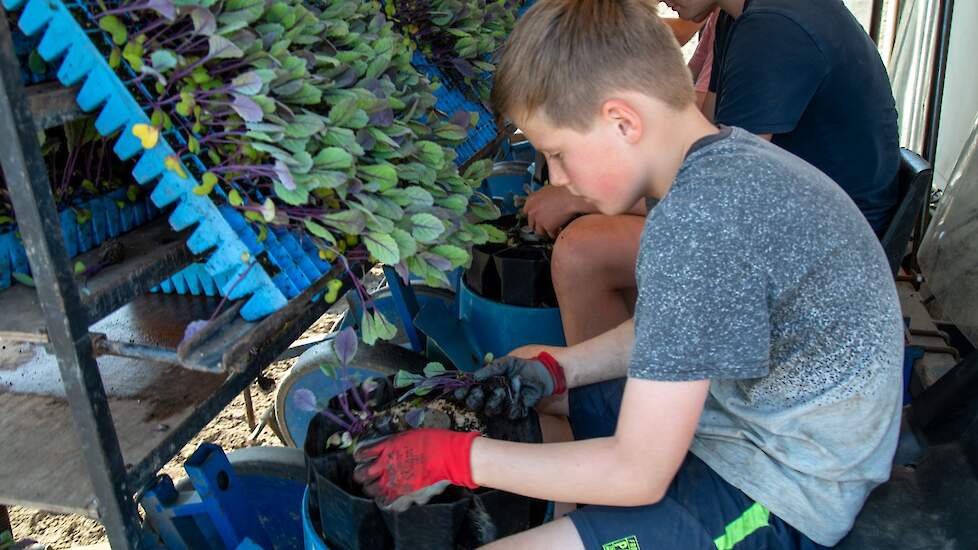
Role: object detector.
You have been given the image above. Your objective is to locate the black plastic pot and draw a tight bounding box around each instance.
[304,376,546,549]
[464,242,506,301]
[493,246,556,308]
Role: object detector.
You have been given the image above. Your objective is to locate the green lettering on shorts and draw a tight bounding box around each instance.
[714,502,770,550]
[602,535,640,550]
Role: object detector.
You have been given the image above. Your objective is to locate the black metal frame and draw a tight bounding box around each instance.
[910,0,954,272]
[0,8,363,547]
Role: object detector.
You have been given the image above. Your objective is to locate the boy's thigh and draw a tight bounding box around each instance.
[569,455,821,550]
[568,378,627,440]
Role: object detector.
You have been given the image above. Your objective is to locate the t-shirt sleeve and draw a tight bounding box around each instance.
[630,194,771,382]
[714,13,829,135]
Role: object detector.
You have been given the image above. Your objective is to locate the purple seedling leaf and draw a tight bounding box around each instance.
[231,94,264,123]
[394,260,410,285]
[368,108,394,127]
[450,110,471,129]
[422,252,453,272]
[190,7,216,35]
[356,128,376,150]
[293,388,318,412]
[451,58,476,78]
[232,71,263,96]
[274,160,295,190]
[405,407,426,428]
[146,0,176,21]
[334,327,358,369]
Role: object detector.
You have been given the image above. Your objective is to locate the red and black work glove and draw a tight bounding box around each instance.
[353,429,480,511]
[455,352,567,419]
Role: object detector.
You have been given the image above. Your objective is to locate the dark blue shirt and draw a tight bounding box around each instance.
[710,0,900,233]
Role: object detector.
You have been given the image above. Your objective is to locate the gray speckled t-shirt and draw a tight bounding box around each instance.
[630,127,903,546]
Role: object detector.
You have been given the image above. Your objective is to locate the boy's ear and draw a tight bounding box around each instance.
[601,99,643,144]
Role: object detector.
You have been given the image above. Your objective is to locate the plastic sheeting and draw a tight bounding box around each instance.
[918,118,978,345]
[888,0,941,154]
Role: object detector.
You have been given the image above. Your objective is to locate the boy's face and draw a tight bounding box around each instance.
[517,109,649,216]
[661,0,717,21]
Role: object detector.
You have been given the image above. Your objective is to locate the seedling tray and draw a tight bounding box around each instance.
[2,0,340,320]
[0,185,158,290]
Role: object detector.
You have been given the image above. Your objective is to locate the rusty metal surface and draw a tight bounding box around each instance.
[0,219,197,344]
[26,82,82,130]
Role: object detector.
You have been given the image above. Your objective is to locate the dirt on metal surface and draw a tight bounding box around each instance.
[7,308,347,548]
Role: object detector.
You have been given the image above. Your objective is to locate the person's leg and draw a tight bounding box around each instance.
[551,214,645,345]
[479,517,584,549]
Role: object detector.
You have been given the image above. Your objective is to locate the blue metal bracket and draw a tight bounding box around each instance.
[382,265,425,353]
[140,443,272,550]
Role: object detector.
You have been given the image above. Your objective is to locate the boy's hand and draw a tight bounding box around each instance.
[456,353,567,419]
[353,429,480,511]
[524,185,593,238]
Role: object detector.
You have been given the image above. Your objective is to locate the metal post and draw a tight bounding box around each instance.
[911,0,954,272]
[0,11,143,549]
[869,0,886,45]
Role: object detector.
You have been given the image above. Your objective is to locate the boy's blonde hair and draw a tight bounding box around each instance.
[491,0,695,130]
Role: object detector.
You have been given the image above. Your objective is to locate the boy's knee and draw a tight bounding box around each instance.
[552,215,606,285]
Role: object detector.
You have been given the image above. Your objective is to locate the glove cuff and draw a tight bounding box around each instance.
[535,352,567,395]
[446,431,482,489]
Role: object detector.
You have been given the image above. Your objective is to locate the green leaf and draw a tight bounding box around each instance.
[390,228,417,258]
[482,224,507,243]
[394,369,424,388]
[322,209,366,234]
[410,213,445,244]
[286,113,326,138]
[303,219,337,245]
[373,310,397,341]
[463,159,493,182]
[328,96,357,126]
[73,261,86,275]
[99,15,128,46]
[228,189,243,206]
[416,140,445,167]
[423,362,447,378]
[364,232,400,265]
[150,49,178,72]
[429,245,470,269]
[274,180,308,205]
[126,184,139,202]
[358,163,397,191]
[313,147,354,170]
[434,124,468,142]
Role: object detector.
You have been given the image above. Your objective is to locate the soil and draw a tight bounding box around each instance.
[6,268,385,549]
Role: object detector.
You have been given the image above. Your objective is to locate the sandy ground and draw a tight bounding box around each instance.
[7,270,385,549]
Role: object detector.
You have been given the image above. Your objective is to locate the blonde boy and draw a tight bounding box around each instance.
[353,1,903,548]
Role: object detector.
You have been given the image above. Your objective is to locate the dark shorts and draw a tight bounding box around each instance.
[567,379,824,550]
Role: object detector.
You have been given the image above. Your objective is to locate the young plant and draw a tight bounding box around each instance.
[83,0,507,340]
[291,327,385,449]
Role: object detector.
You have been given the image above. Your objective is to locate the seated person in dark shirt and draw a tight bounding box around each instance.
[527,0,901,345]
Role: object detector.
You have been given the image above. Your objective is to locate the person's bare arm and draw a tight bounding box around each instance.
[516,319,636,389]
[471,376,709,506]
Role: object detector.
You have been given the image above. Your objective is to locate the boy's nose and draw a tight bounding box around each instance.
[549,166,570,187]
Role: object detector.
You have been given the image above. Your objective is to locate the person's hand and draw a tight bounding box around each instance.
[523,185,591,238]
[456,353,567,419]
[353,429,480,511]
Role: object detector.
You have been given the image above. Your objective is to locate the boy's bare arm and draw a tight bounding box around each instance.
[515,319,637,389]
[471,376,709,506]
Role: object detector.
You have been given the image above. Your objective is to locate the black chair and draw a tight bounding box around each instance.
[879,148,932,276]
